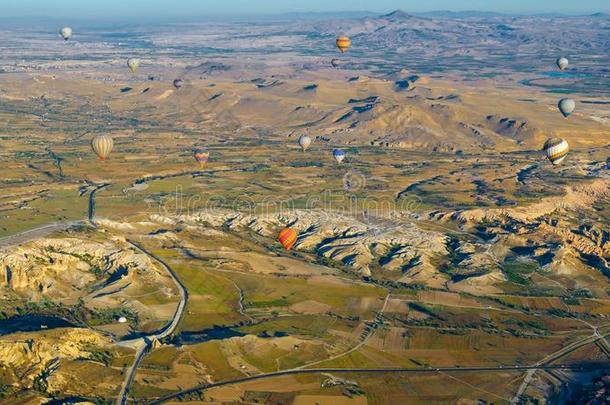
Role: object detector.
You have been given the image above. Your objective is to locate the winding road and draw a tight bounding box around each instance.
[116,240,189,405]
[0,183,188,405]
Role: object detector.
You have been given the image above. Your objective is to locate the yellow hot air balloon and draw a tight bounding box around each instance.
[127,58,140,74]
[91,134,114,160]
[336,36,351,53]
[278,228,298,250]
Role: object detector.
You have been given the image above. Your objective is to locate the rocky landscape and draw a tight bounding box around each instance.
[0,8,608,405]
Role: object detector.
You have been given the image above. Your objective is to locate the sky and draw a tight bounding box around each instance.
[2,0,609,20]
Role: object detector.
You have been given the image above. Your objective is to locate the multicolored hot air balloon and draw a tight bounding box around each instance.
[59,27,73,41]
[558,98,575,118]
[278,228,298,250]
[543,138,569,166]
[333,149,346,163]
[127,58,140,74]
[336,36,351,53]
[173,79,184,89]
[556,57,569,71]
[298,135,312,152]
[91,134,114,160]
[194,148,210,168]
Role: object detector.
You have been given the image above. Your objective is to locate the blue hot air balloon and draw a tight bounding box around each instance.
[333,149,346,163]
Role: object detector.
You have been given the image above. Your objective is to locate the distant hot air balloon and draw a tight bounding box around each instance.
[336,36,351,53]
[127,58,140,74]
[118,316,127,324]
[59,27,73,41]
[333,149,346,163]
[91,134,114,160]
[331,58,341,68]
[298,135,312,152]
[543,138,569,166]
[556,57,569,71]
[278,228,298,250]
[194,148,210,168]
[558,98,575,118]
[173,79,184,89]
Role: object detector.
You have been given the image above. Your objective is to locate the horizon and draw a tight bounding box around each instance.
[2,0,609,21]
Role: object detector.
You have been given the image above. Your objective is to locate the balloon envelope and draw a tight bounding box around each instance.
[91,135,114,160]
[278,228,298,250]
[194,148,210,167]
[336,36,351,53]
[118,317,127,324]
[298,135,312,151]
[333,149,346,163]
[127,58,140,74]
[59,27,73,41]
[173,79,184,89]
[556,57,569,71]
[558,98,575,118]
[543,138,569,166]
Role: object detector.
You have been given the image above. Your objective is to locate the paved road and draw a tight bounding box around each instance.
[115,240,188,405]
[293,293,390,370]
[146,364,610,405]
[88,183,110,222]
[0,221,86,249]
[510,327,610,404]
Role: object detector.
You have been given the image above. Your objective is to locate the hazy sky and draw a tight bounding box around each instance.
[3,0,609,19]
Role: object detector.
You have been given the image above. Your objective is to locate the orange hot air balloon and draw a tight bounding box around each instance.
[336,36,351,53]
[278,228,298,250]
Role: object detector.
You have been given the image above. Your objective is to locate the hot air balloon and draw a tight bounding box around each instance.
[556,57,569,71]
[194,148,210,168]
[331,58,341,68]
[127,58,140,74]
[91,134,114,160]
[173,79,184,89]
[558,98,575,118]
[543,138,569,166]
[336,36,351,53]
[59,27,73,41]
[278,228,298,250]
[298,135,312,152]
[333,149,346,163]
[118,317,128,324]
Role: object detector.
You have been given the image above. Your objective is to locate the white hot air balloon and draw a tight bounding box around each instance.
[543,138,569,166]
[556,57,569,71]
[91,134,114,160]
[118,317,128,324]
[298,135,312,152]
[59,27,73,41]
[173,79,184,89]
[558,98,575,118]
